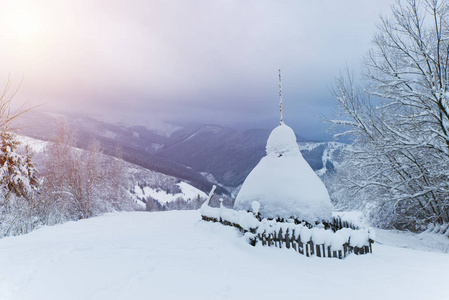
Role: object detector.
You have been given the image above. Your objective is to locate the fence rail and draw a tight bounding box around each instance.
[202,215,373,259]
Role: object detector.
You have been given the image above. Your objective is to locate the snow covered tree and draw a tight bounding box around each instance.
[39,122,74,222]
[42,126,100,220]
[0,131,40,236]
[331,0,449,229]
[105,146,134,211]
[0,132,39,201]
[41,122,135,222]
[0,79,41,236]
[0,78,38,202]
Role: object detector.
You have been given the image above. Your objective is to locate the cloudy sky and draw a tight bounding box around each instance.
[0,0,394,140]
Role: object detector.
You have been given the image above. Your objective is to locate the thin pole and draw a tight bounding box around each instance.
[279,69,283,125]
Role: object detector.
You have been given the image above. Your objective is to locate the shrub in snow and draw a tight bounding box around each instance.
[234,124,333,223]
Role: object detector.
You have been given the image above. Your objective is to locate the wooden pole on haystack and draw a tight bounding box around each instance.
[279,69,283,125]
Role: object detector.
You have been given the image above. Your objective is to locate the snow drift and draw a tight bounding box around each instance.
[0,210,448,300]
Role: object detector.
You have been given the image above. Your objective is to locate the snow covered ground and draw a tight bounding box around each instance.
[133,182,207,204]
[14,135,47,153]
[0,210,448,300]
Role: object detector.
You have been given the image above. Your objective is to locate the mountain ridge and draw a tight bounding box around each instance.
[13,110,347,195]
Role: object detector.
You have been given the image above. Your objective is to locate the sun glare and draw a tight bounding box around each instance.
[3,6,43,44]
[14,15,39,40]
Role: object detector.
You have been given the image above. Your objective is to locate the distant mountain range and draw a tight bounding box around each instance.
[13,110,347,197]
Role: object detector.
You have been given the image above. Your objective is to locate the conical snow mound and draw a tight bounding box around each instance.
[234,123,333,223]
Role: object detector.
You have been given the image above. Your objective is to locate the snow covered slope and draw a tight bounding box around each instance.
[14,135,47,153]
[0,210,447,300]
[12,111,228,197]
[13,134,207,209]
[298,141,349,176]
[133,181,207,204]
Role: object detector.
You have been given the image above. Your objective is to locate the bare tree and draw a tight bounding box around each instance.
[41,122,136,223]
[331,0,449,229]
[105,145,134,211]
[40,121,77,222]
[0,77,37,131]
[43,126,102,220]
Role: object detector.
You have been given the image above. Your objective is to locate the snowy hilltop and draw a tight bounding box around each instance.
[1,210,448,300]
[234,123,333,222]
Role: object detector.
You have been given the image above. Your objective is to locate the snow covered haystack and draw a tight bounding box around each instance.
[234,123,333,223]
[201,71,373,258]
[200,124,374,259]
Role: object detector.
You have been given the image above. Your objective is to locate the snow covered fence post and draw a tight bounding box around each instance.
[206,185,216,207]
[200,185,217,222]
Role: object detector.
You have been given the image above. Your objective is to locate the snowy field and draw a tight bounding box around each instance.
[133,182,207,204]
[0,210,448,300]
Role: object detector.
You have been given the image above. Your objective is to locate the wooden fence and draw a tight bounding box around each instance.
[202,215,373,259]
[256,227,372,258]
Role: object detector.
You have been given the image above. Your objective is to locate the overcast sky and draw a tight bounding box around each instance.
[0,0,395,140]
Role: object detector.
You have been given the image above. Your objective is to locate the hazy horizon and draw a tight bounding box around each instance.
[1,0,394,140]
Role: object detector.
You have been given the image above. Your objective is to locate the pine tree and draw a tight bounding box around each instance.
[0,131,41,236]
[0,131,39,202]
